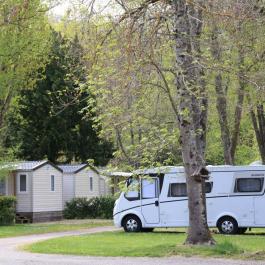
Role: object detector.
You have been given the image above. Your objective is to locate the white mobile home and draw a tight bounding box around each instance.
[59,164,110,205]
[113,165,265,234]
[0,161,63,222]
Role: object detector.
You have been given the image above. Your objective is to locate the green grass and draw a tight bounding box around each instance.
[0,219,112,238]
[26,229,265,260]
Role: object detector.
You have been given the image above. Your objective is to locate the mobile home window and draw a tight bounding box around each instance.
[90,177,93,191]
[19,174,27,192]
[235,178,264,193]
[141,178,158,199]
[0,179,5,195]
[51,175,55,191]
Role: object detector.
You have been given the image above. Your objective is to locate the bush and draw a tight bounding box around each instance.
[0,196,16,225]
[63,196,116,220]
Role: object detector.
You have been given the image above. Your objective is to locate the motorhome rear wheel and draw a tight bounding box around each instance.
[217,216,238,234]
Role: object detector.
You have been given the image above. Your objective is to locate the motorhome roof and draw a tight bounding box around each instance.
[134,165,265,175]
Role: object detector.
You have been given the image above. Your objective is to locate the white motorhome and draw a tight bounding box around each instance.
[113,165,265,234]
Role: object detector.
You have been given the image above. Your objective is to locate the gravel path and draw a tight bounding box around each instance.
[0,226,264,265]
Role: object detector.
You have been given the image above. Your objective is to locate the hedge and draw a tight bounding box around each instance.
[63,196,116,219]
[0,196,16,225]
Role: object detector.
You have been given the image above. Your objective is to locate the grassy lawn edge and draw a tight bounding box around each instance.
[24,230,265,260]
[0,220,113,238]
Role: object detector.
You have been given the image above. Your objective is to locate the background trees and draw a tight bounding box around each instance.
[3,31,113,164]
[55,0,264,244]
[0,0,51,129]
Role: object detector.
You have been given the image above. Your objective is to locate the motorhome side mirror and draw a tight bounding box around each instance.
[126,177,132,187]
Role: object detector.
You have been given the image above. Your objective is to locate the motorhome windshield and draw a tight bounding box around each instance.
[125,178,140,201]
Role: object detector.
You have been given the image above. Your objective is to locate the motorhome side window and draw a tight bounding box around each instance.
[141,178,158,199]
[234,178,264,193]
[168,182,213,197]
[168,183,187,197]
[125,178,140,201]
[205,182,213,193]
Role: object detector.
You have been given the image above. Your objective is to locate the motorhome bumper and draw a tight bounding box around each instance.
[114,213,122,228]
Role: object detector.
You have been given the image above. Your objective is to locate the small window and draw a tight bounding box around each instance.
[90,176,93,191]
[168,183,187,197]
[205,182,213,193]
[235,178,264,193]
[20,174,27,192]
[141,178,158,199]
[0,179,6,195]
[51,175,55,191]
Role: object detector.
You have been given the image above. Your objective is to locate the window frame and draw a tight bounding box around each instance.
[18,174,28,193]
[234,177,264,194]
[50,175,55,192]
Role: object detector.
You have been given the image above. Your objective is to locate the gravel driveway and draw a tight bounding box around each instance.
[0,226,264,265]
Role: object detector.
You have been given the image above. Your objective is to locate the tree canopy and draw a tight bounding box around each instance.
[3,31,113,165]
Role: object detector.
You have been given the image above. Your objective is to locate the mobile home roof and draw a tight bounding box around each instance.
[15,161,63,172]
[58,164,99,174]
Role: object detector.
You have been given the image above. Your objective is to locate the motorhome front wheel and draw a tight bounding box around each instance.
[123,215,142,232]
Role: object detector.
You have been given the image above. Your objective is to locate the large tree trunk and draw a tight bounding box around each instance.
[214,74,233,164]
[172,0,215,245]
[230,80,245,161]
[249,101,265,164]
[230,45,245,162]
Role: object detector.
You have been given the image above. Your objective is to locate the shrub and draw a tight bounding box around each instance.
[214,241,243,255]
[63,196,116,220]
[0,196,16,225]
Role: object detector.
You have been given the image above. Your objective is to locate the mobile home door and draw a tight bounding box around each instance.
[141,178,160,224]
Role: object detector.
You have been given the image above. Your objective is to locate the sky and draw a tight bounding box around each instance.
[51,0,117,17]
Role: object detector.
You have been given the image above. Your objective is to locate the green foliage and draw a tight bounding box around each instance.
[63,196,116,220]
[60,5,263,169]
[0,0,51,124]
[0,145,16,180]
[213,241,242,256]
[73,19,182,170]
[3,31,113,165]
[0,196,16,225]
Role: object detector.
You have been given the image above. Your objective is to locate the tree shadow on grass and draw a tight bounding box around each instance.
[152,229,265,236]
[211,229,265,236]
[236,232,265,236]
[152,230,186,234]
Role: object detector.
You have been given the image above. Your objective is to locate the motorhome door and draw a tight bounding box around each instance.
[141,177,160,224]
